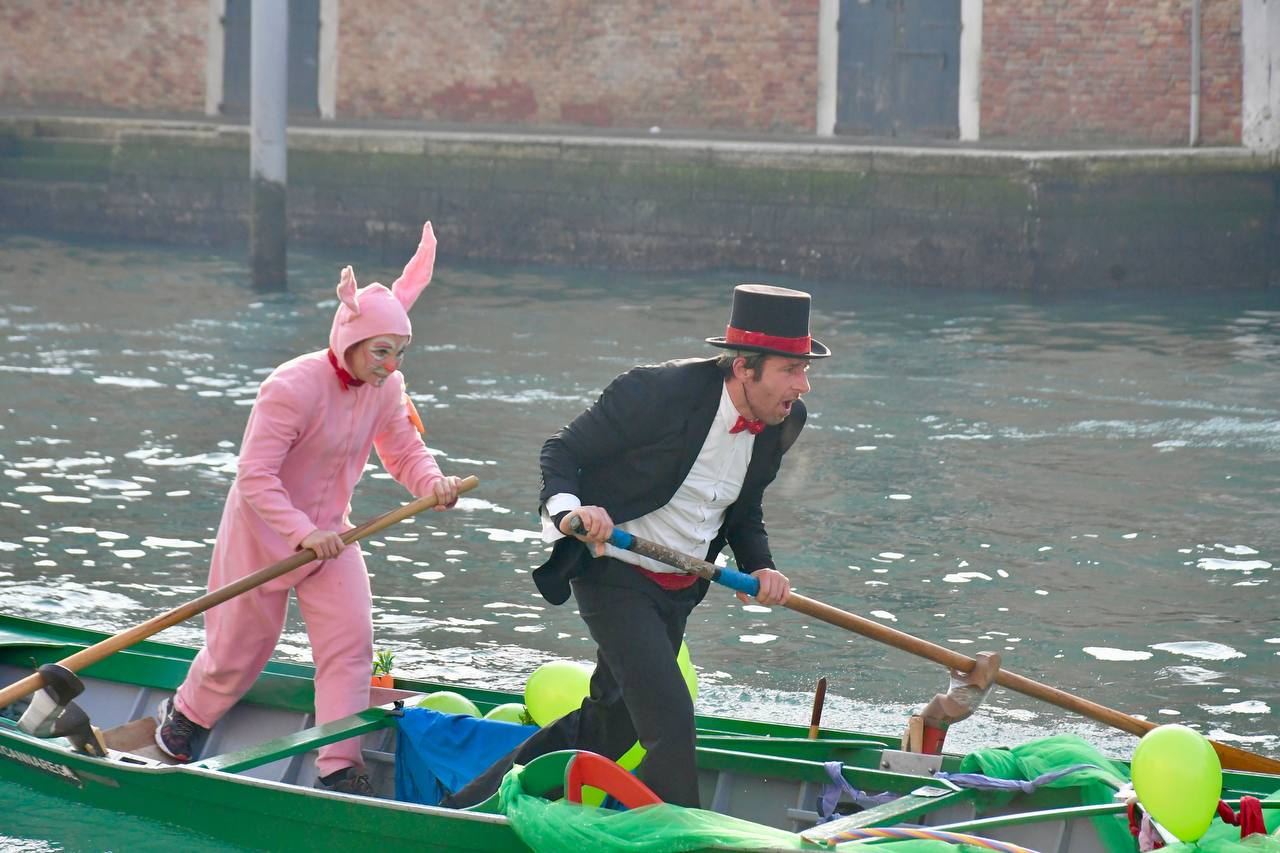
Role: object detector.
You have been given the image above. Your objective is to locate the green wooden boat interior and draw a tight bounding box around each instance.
[2,615,1277,853]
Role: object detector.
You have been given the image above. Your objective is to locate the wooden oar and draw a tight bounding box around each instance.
[583,522,1280,775]
[0,475,479,708]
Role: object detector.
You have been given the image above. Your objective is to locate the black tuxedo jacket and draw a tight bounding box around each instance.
[533,357,806,605]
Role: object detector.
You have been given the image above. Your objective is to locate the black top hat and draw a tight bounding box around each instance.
[706,284,830,359]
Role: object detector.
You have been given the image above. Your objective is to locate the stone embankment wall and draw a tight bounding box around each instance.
[0,117,1276,290]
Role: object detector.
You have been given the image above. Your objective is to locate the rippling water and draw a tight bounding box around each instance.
[1,233,1277,849]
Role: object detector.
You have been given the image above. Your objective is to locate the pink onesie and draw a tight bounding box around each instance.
[174,223,446,776]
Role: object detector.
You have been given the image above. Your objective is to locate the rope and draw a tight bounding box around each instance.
[935,763,1109,793]
[817,761,897,822]
[818,826,1043,853]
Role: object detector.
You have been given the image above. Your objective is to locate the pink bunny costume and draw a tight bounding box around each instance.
[173,223,447,777]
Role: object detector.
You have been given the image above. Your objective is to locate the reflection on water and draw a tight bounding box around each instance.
[0,787,251,853]
[2,234,1279,780]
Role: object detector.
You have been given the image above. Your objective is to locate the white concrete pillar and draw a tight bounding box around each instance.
[251,0,289,289]
[1242,0,1280,150]
[318,0,339,120]
[959,0,983,142]
[205,0,226,116]
[816,0,839,136]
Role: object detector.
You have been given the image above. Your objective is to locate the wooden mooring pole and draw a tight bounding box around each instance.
[250,0,288,290]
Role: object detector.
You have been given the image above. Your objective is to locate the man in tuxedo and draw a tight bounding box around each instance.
[447,283,829,808]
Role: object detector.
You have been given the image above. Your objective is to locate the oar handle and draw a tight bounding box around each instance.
[608,528,762,595]
[578,521,1280,776]
[567,517,761,596]
[0,475,480,709]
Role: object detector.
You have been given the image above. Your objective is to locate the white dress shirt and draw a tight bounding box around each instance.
[542,382,755,574]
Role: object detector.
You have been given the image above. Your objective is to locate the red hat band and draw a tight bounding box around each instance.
[724,326,812,356]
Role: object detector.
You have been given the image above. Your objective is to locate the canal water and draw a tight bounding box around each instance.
[0,232,1277,850]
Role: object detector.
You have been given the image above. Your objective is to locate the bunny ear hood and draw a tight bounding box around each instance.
[392,222,436,312]
[328,222,437,373]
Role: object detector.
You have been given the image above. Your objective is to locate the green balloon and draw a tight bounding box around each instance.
[616,740,646,771]
[484,702,529,724]
[529,643,700,806]
[677,640,698,701]
[616,642,698,773]
[416,691,480,717]
[1131,724,1222,843]
[576,740,646,808]
[524,660,592,726]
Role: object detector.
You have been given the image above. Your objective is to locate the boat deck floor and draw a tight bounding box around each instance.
[102,716,179,765]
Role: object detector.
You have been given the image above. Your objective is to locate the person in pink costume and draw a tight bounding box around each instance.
[156,222,463,795]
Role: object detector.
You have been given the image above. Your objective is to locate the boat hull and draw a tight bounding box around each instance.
[2,614,1276,853]
[0,724,524,851]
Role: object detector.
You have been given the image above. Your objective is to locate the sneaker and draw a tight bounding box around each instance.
[154,697,208,762]
[317,767,376,797]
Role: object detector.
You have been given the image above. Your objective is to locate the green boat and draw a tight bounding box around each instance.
[1,613,1277,852]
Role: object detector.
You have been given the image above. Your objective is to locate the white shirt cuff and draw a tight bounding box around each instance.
[541,493,581,543]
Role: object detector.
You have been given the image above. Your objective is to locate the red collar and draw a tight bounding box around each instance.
[327,349,364,390]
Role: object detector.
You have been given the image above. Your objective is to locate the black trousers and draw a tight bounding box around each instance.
[445,557,706,808]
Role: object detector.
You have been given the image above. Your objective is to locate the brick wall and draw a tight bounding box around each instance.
[336,0,820,133]
[0,0,207,114]
[1198,0,1243,144]
[0,1,1254,146]
[982,0,1241,146]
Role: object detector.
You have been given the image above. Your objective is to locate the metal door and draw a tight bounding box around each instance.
[220,0,320,117]
[836,0,960,139]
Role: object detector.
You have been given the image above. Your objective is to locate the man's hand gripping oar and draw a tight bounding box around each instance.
[565,509,790,604]
[571,517,1280,776]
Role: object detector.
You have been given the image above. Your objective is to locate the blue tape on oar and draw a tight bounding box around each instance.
[569,516,761,597]
[606,529,635,550]
[713,566,760,596]
[600,527,761,596]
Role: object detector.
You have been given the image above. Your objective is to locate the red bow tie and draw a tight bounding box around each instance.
[327,348,364,390]
[730,415,765,435]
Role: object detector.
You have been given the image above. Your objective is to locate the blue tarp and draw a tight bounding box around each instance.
[393,707,538,805]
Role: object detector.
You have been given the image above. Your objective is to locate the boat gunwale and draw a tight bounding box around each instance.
[0,613,910,745]
[4,611,1280,852]
[927,798,1280,836]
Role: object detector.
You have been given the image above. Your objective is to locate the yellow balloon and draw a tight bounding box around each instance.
[1131,724,1222,843]
[539,643,700,806]
[483,702,529,724]
[524,660,592,726]
[677,640,698,701]
[579,642,699,807]
[616,740,646,771]
[617,641,698,773]
[415,691,480,717]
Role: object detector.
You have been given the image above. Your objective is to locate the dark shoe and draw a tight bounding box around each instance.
[154,697,208,762]
[318,767,376,797]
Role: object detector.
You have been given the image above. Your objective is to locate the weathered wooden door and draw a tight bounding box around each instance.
[220,0,320,117]
[836,0,960,138]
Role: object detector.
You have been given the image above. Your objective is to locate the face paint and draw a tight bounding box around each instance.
[348,334,410,387]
